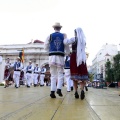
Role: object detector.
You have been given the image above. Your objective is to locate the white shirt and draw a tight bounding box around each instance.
[44,31,70,67]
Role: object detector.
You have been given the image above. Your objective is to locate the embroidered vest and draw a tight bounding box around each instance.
[41,68,45,73]
[14,62,21,70]
[49,32,64,56]
[27,65,32,71]
[34,67,38,72]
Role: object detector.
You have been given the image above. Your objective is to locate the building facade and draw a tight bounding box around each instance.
[91,43,118,80]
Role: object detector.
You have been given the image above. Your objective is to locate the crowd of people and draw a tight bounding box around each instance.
[3,22,89,100]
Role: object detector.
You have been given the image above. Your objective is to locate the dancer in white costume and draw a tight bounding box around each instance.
[13,57,23,88]
[25,61,34,88]
[40,66,46,86]
[44,22,70,98]
[33,63,41,87]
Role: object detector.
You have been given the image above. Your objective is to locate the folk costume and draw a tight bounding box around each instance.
[4,58,11,88]
[26,61,34,88]
[33,64,40,87]
[65,27,88,100]
[64,55,73,92]
[13,57,23,88]
[44,22,70,98]
[40,66,46,86]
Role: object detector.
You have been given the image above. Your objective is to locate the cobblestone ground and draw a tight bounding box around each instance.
[0,85,120,120]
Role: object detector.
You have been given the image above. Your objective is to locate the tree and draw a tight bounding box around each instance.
[88,73,94,82]
[113,54,120,82]
[105,60,114,82]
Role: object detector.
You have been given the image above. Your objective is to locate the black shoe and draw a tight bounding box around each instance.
[57,89,63,97]
[34,84,37,87]
[27,85,30,88]
[15,85,17,88]
[67,91,70,92]
[71,87,73,91]
[50,91,56,98]
[81,90,85,100]
[4,85,8,88]
[74,91,79,99]
[16,87,18,88]
[85,86,88,91]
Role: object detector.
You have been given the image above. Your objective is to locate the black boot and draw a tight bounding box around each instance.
[71,86,73,91]
[81,90,85,100]
[85,86,88,91]
[50,91,56,98]
[74,91,79,99]
[57,89,63,97]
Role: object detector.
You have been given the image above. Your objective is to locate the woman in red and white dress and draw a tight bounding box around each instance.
[65,27,88,100]
[4,58,11,88]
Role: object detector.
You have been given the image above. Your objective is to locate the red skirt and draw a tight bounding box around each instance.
[4,69,10,80]
[70,52,88,81]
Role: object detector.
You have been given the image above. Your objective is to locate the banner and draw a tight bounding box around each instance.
[19,49,24,63]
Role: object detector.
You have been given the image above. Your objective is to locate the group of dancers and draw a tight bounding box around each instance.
[4,58,46,88]
[4,22,89,100]
[44,22,89,100]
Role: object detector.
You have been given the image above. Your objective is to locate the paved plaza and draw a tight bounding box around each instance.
[0,85,120,120]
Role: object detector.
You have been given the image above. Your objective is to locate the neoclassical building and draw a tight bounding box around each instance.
[0,40,49,82]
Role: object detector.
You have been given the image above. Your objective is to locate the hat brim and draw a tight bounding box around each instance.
[52,25,62,28]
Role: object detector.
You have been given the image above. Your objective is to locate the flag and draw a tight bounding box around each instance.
[19,49,24,63]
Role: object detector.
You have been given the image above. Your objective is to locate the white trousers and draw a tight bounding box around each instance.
[26,73,32,86]
[40,74,45,85]
[13,71,21,87]
[33,73,38,85]
[70,79,73,87]
[50,65,64,91]
[64,69,72,91]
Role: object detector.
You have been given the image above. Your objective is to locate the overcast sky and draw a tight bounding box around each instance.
[0,0,120,65]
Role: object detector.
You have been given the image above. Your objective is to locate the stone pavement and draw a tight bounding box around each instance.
[0,85,120,120]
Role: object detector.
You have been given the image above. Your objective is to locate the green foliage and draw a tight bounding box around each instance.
[113,54,120,81]
[105,61,114,82]
[0,83,4,86]
[105,53,120,82]
[88,73,94,82]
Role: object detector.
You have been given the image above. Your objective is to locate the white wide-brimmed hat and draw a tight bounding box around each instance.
[52,22,62,28]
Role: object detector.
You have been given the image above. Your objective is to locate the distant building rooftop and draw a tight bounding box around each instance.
[28,40,44,44]
[105,53,110,56]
